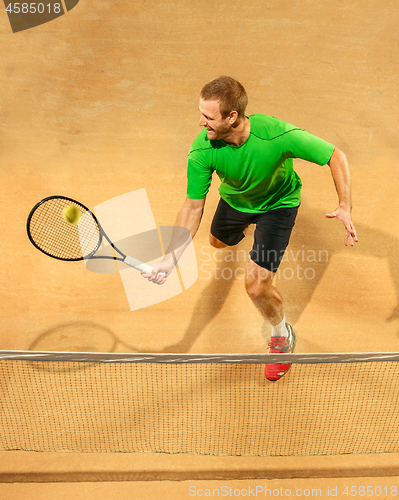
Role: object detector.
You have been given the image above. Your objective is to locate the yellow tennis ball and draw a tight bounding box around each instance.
[62,205,82,225]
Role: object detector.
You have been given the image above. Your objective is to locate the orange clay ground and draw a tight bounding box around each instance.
[0,0,399,498]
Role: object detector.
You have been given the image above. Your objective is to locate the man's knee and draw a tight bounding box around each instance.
[245,261,274,301]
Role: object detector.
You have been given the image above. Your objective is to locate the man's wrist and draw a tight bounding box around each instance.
[163,252,178,266]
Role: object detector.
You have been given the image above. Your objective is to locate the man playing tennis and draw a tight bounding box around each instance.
[147,76,358,381]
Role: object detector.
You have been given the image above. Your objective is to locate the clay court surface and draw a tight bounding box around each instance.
[1,0,399,498]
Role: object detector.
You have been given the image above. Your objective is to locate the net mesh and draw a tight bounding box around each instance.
[27,197,101,260]
[1,354,399,456]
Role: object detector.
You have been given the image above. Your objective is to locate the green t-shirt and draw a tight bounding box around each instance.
[186,114,335,213]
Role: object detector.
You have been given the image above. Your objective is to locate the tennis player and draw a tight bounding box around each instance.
[147,76,358,381]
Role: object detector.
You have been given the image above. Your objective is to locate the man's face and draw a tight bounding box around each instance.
[198,98,233,140]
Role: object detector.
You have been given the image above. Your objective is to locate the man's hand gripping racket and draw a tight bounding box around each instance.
[143,254,177,285]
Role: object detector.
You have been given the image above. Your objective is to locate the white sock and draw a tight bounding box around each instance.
[271,317,288,337]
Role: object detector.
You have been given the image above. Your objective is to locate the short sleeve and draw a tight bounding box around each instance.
[186,158,214,199]
[283,129,335,166]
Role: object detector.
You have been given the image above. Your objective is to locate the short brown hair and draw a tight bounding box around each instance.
[200,76,248,118]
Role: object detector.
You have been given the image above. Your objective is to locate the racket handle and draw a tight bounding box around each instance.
[123,256,153,274]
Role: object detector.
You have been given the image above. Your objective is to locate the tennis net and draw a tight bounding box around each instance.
[1,350,399,456]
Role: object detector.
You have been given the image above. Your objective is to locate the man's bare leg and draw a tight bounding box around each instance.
[245,258,295,381]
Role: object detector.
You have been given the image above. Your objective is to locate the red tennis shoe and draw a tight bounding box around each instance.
[265,324,296,381]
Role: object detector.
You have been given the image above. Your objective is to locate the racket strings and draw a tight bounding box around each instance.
[28,198,101,260]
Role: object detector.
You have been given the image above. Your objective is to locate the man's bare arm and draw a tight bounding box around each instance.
[326,148,358,246]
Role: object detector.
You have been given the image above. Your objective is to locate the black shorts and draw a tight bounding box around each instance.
[210,198,299,272]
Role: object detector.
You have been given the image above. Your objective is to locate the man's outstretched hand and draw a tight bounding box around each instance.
[326,206,358,246]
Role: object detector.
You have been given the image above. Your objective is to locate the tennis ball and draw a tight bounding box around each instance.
[62,205,82,225]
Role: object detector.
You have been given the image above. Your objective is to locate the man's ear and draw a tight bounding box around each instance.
[228,110,238,125]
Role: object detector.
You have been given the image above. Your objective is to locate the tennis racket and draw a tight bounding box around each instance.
[27,195,155,274]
